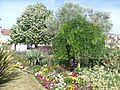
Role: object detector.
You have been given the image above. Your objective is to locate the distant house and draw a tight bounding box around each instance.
[0,27,11,45]
[106,33,120,49]
[0,27,27,51]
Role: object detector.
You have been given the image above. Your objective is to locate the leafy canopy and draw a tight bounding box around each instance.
[10,3,52,45]
[53,16,105,67]
[47,2,112,36]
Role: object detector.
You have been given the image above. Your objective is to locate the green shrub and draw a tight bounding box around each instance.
[26,49,47,66]
[53,16,105,68]
[0,44,14,79]
[104,47,120,72]
[32,65,41,72]
[44,54,57,66]
[13,51,29,65]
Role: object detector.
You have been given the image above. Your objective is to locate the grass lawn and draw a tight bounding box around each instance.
[0,68,47,90]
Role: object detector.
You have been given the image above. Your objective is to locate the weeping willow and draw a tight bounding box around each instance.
[53,16,105,67]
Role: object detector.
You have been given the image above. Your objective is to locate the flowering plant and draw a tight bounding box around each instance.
[34,64,94,90]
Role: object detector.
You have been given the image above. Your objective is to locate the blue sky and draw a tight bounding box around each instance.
[0,0,120,34]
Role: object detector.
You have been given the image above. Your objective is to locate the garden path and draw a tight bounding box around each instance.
[0,68,47,90]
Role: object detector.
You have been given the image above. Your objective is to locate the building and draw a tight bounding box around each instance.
[106,33,120,49]
[0,27,27,51]
[0,27,11,45]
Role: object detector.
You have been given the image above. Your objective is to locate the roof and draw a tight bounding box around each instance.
[1,29,11,35]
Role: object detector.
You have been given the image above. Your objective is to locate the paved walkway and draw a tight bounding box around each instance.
[0,69,47,90]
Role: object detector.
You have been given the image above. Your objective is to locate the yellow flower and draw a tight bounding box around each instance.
[71,76,76,80]
[14,64,19,67]
[66,85,72,90]
[69,76,76,83]
[46,78,50,81]
[67,85,73,90]
[42,68,48,72]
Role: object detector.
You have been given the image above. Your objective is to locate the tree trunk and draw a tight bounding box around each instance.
[14,44,16,50]
[30,44,32,49]
[65,39,71,60]
[35,44,38,48]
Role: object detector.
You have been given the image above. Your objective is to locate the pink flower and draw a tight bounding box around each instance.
[43,76,46,79]
[74,88,77,90]
[39,74,43,80]
[44,81,49,88]
[50,81,54,86]
[69,71,76,77]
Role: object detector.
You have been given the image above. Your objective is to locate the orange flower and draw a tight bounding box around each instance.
[71,84,77,90]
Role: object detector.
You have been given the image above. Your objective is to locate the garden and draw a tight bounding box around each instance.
[0,2,120,90]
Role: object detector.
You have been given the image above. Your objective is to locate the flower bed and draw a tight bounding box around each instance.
[34,64,94,90]
[14,61,120,90]
[15,62,95,90]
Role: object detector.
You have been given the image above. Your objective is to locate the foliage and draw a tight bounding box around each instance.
[103,47,120,72]
[15,55,120,90]
[44,14,58,41]
[10,3,52,46]
[26,49,47,66]
[47,2,112,36]
[77,65,120,90]
[13,52,29,65]
[55,2,85,25]
[89,11,112,33]
[53,16,105,68]
[32,65,41,72]
[44,54,57,66]
[0,44,14,79]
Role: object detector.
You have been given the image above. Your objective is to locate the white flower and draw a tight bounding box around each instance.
[34,72,39,76]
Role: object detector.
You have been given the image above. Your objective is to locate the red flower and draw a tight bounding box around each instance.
[70,71,76,77]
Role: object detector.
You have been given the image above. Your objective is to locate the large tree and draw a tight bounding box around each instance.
[47,2,112,36]
[53,16,106,68]
[89,11,112,33]
[10,3,52,47]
